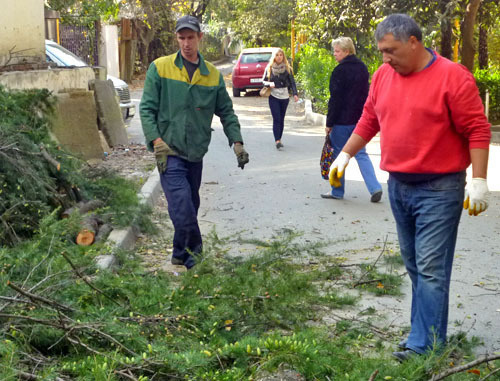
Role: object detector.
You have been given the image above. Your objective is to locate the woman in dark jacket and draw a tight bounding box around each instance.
[262,48,299,149]
[322,37,382,202]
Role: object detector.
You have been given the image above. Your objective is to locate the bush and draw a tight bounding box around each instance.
[474,67,500,125]
[295,45,336,115]
[295,46,381,115]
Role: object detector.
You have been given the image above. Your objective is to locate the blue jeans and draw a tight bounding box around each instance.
[159,156,203,269]
[269,95,289,141]
[388,172,465,354]
[329,125,381,198]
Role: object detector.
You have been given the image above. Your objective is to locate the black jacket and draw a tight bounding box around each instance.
[326,55,369,127]
[264,68,298,96]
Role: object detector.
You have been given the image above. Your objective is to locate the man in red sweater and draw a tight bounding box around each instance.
[329,14,491,361]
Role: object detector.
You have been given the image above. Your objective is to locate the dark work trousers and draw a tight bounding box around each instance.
[159,156,203,269]
[268,95,289,141]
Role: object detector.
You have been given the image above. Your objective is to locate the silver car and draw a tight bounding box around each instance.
[45,39,135,122]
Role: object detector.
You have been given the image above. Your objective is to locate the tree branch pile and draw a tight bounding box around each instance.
[0,86,110,246]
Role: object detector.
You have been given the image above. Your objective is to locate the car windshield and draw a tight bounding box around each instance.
[46,42,88,67]
[241,53,272,64]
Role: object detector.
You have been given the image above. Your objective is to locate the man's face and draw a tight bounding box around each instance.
[377,33,418,75]
[176,29,203,61]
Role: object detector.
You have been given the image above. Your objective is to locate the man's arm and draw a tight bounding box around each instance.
[328,133,369,187]
[140,62,162,151]
[341,133,369,157]
[470,148,489,179]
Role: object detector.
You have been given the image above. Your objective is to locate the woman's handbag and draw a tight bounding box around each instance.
[320,135,334,180]
[260,86,271,97]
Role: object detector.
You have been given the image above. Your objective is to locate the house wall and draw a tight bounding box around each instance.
[0,0,45,67]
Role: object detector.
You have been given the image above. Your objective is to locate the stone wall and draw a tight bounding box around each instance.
[0,67,95,92]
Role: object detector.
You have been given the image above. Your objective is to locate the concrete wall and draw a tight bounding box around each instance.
[0,67,95,92]
[0,0,45,66]
[99,25,120,78]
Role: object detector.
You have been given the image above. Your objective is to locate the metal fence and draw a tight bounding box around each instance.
[59,24,99,66]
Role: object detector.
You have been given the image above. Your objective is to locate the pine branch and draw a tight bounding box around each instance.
[60,251,123,307]
[7,281,75,312]
[431,353,500,380]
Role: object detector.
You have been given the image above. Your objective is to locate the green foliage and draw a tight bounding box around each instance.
[474,67,500,124]
[295,0,377,53]
[295,44,382,115]
[47,0,119,24]
[2,229,494,379]
[200,24,224,62]
[82,172,156,232]
[0,86,60,245]
[0,86,153,246]
[295,45,336,115]
[207,0,295,48]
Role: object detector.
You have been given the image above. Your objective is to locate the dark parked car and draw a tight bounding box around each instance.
[45,39,135,122]
[231,47,279,97]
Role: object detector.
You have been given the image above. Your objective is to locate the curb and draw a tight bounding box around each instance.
[304,99,326,127]
[95,168,162,270]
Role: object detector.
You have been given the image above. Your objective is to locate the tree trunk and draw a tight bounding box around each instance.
[461,0,482,71]
[62,200,104,219]
[439,0,453,59]
[440,18,453,59]
[478,5,488,69]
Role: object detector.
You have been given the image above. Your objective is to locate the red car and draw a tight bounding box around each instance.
[231,47,279,97]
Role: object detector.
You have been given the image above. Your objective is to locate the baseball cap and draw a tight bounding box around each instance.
[175,15,201,33]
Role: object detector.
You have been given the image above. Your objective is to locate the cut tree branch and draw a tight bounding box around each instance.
[431,353,500,380]
[7,281,75,312]
[60,251,123,307]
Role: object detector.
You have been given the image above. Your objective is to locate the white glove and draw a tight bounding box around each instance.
[463,178,489,216]
[329,151,351,188]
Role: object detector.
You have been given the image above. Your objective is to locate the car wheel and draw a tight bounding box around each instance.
[233,87,241,97]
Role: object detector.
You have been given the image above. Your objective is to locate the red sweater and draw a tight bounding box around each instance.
[354,53,491,174]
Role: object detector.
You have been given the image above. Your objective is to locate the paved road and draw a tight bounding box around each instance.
[127,63,500,355]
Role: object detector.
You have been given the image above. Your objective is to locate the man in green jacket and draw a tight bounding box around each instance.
[140,15,249,269]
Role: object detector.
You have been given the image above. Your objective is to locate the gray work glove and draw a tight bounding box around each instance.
[233,143,249,170]
[153,140,174,174]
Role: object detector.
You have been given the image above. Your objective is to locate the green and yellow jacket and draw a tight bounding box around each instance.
[140,51,243,162]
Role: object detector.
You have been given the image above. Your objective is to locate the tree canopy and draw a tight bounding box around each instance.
[46,0,500,71]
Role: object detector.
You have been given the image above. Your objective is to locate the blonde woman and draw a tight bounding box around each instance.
[262,49,299,149]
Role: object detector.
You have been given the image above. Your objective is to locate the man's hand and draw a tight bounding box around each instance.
[233,143,249,170]
[153,139,174,174]
[463,178,489,216]
[329,151,351,188]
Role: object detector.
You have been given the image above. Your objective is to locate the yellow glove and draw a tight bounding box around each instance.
[463,178,489,216]
[233,143,249,169]
[329,151,351,188]
[153,140,175,174]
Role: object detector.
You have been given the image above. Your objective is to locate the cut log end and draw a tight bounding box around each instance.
[76,229,95,246]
